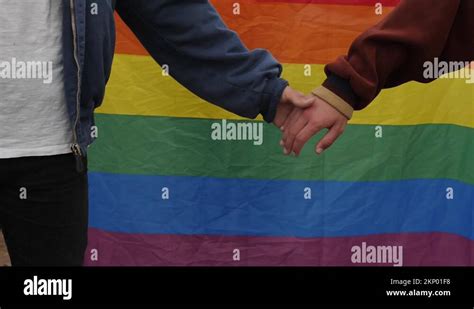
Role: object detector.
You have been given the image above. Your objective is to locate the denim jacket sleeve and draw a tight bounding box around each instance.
[116,0,289,122]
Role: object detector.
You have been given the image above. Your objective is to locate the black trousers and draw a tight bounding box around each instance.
[0,153,88,266]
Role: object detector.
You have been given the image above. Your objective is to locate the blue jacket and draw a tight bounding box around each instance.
[62,0,288,171]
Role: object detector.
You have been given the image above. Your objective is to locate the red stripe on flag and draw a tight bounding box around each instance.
[257,0,400,6]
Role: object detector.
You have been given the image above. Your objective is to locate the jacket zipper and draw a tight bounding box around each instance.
[70,0,84,173]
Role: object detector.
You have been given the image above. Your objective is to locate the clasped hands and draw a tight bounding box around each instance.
[274,86,348,156]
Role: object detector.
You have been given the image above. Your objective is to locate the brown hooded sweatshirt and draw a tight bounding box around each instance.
[312,0,474,119]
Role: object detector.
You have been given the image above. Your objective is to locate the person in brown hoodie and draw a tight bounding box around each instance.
[280,0,474,156]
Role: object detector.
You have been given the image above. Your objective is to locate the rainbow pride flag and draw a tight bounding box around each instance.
[85,0,474,266]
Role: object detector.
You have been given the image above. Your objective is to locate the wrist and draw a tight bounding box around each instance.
[311,86,354,119]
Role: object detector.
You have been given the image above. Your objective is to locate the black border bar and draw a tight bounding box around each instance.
[0,267,473,306]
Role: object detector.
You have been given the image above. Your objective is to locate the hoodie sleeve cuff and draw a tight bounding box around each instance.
[261,77,289,123]
[311,86,354,120]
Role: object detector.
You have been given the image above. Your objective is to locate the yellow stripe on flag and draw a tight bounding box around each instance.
[97,54,474,128]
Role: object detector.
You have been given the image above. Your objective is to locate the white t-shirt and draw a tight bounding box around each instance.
[0,0,73,158]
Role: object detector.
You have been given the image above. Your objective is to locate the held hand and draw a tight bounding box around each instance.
[281,95,348,156]
[273,86,314,129]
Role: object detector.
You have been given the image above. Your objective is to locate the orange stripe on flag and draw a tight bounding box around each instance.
[115,1,393,64]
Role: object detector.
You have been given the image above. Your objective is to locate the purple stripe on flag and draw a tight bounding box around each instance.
[85,229,474,266]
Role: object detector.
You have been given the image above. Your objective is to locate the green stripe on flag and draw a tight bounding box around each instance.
[88,114,474,185]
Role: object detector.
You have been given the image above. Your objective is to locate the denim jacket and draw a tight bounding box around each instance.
[62,0,288,171]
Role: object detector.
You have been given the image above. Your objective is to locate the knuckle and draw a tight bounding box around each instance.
[295,136,304,144]
[288,129,297,137]
[310,123,322,131]
[303,109,314,118]
[322,138,333,147]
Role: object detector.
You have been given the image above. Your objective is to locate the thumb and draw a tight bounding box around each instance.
[293,95,314,109]
[315,125,342,154]
[282,87,314,108]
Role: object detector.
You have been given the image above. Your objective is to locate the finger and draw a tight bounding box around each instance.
[273,103,293,129]
[281,108,301,142]
[315,125,344,154]
[282,109,308,155]
[280,108,301,154]
[292,123,323,156]
[282,108,298,136]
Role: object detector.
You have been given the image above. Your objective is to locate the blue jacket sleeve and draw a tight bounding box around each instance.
[116,0,288,122]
